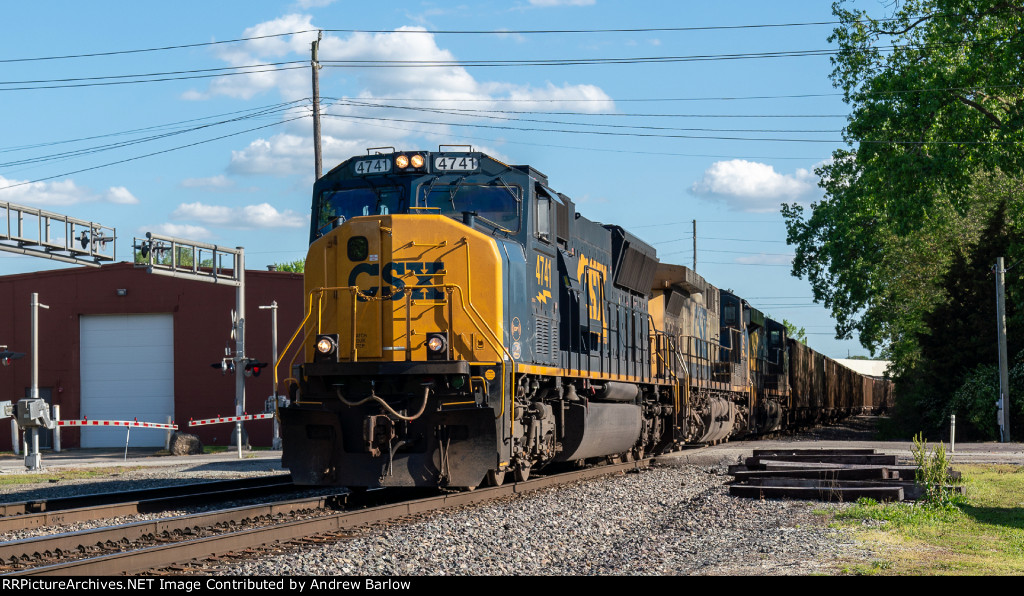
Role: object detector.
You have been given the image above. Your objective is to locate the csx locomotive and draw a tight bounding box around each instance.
[279,148,890,489]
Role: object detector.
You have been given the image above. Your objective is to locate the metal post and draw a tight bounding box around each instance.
[27,293,48,470]
[10,419,19,454]
[259,301,281,449]
[235,248,246,459]
[995,257,1011,442]
[53,405,61,453]
[950,414,956,453]
[311,31,323,180]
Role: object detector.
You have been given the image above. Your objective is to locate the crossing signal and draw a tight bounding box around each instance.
[0,350,26,367]
[211,359,234,375]
[244,359,268,377]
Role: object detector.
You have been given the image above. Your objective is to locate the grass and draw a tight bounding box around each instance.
[0,467,143,487]
[826,464,1024,575]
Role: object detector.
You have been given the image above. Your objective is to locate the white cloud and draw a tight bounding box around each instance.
[187,20,616,175]
[183,14,320,101]
[690,160,820,212]
[106,187,139,204]
[172,201,306,229]
[181,175,235,189]
[146,223,212,238]
[0,176,140,207]
[295,0,336,7]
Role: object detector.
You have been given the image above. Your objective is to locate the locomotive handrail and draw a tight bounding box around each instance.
[274,292,321,407]
[303,277,515,421]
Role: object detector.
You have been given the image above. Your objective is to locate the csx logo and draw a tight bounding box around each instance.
[348,261,445,301]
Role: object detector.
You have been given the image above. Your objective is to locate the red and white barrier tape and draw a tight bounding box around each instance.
[56,419,178,430]
[189,413,274,427]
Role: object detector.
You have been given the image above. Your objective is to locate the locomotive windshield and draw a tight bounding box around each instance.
[418,184,521,232]
[315,187,402,236]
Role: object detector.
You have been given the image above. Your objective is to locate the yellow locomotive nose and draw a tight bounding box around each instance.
[302,213,504,366]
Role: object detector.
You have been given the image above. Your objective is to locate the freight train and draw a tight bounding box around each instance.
[278,148,891,489]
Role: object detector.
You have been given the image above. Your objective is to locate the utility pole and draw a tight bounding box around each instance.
[995,257,1011,442]
[692,219,697,271]
[311,30,323,180]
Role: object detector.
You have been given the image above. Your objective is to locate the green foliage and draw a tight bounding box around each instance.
[948,350,1024,440]
[784,1,1024,365]
[829,464,1024,575]
[783,1,1024,435]
[781,318,807,344]
[274,259,305,273]
[834,496,964,527]
[911,432,965,509]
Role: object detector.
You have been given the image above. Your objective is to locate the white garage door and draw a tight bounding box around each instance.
[80,314,174,448]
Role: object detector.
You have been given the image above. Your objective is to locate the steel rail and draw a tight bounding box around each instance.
[0,494,339,569]
[5,459,649,576]
[0,478,299,535]
[0,475,292,517]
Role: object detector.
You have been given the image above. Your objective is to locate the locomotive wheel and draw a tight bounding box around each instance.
[486,469,506,486]
[514,464,531,482]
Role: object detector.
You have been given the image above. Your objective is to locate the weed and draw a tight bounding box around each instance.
[911,432,966,508]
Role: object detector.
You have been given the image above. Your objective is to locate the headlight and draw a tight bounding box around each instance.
[410,154,425,168]
[395,154,410,168]
[316,336,336,354]
[426,333,448,360]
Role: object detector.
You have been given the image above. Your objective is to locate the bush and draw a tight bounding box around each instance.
[948,350,1024,440]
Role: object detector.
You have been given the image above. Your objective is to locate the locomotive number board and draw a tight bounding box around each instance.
[434,156,479,172]
[353,158,392,175]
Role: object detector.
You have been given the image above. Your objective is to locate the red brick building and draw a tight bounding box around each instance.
[0,262,303,450]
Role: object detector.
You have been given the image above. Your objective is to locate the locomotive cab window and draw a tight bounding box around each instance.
[420,183,521,232]
[535,194,552,243]
[723,304,738,326]
[316,187,401,236]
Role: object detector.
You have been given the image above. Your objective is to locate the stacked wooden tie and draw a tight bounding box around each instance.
[727,448,962,502]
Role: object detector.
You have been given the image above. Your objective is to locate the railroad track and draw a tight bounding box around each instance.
[0,476,297,534]
[1,459,648,576]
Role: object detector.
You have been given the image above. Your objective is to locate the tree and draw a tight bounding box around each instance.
[783,1,1024,370]
[781,319,808,345]
[274,259,305,273]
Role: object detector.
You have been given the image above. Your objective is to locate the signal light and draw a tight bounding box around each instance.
[395,154,409,168]
[0,350,26,367]
[211,360,234,375]
[244,359,269,377]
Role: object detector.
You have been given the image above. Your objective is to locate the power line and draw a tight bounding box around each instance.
[322,112,844,143]
[0,31,321,63]
[0,19,896,64]
[328,99,845,129]
[0,115,306,192]
[0,64,308,92]
[0,99,309,154]
[0,102,309,169]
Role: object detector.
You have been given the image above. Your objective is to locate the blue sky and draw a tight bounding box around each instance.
[0,0,883,358]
